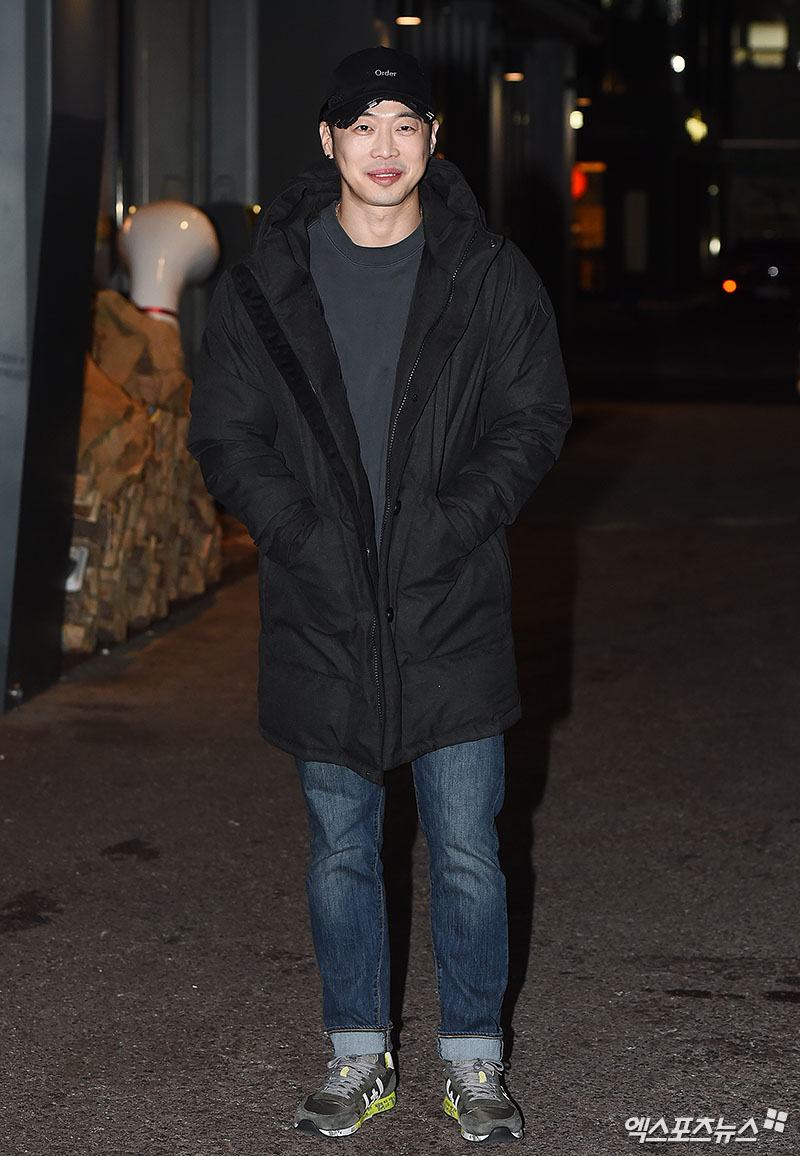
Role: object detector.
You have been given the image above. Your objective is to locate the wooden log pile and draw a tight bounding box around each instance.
[62,290,222,654]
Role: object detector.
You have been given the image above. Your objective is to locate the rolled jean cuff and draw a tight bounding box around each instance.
[327,1028,392,1056]
[437,1034,503,1062]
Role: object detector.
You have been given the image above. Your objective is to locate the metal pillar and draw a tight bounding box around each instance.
[202,0,261,300]
[524,38,574,320]
[123,0,211,369]
[208,0,259,205]
[0,1,50,712]
[4,0,107,710]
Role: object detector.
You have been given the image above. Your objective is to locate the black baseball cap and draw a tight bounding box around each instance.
[319,46,436,128]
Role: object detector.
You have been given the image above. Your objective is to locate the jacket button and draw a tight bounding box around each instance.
[411,393,419,402]
[386,606,394,622]
[393,500,402,515]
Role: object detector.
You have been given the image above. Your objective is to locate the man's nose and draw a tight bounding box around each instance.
[371,126,398,156]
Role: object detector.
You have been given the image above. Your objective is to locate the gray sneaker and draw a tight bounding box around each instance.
[443,1059,523,1142]
[294,1052,396,1138]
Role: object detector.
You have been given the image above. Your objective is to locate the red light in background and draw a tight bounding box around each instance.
[722,279,738,294]
[571,166,588,200]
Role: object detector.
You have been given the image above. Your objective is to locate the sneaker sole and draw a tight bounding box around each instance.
[295,1091,396,1138]
[444,1095,523,1143]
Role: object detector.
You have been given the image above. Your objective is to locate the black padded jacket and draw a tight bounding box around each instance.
[188,158,571,782]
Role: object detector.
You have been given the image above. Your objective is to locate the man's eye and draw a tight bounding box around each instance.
[354,123,371,132]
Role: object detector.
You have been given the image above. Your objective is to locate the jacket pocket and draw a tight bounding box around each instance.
[399,494,469,584]
[487,529,512,614]
[258,550,277,632]
[262,514,363,670]
[393,505,509,663]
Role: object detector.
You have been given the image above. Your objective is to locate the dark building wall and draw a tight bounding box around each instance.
[730,68,800,140]
[257,1,378,207]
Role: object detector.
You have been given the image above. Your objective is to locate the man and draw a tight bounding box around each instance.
[188,45,570,1143]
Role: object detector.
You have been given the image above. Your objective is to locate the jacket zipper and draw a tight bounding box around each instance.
[370,617,383,726]
[372,231,479,744]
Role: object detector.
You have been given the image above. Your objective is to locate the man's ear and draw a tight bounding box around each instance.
[429,120,440,156]
[319,121,334,160]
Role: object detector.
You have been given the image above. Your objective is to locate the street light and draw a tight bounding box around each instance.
[685,111,708,143]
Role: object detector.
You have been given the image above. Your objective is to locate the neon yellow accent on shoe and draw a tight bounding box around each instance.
[443,1059,523,1142]
[312,1089,396,1138]
[444,1094,459,1121]
[362,1091,396,1120]
[294,1051,397,1138]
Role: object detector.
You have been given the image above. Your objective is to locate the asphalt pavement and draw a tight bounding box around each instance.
[1,399,799,1156]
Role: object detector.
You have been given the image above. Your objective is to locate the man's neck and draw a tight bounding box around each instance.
[336,193,422,248]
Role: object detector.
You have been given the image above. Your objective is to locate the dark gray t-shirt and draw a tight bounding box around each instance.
[308,201,424,541]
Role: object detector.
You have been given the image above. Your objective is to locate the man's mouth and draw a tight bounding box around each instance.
[367,168,404,185]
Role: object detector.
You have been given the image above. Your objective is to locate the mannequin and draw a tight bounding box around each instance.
[119,201,219,330]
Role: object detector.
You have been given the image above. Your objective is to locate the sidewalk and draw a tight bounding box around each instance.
[2,402,799,1155]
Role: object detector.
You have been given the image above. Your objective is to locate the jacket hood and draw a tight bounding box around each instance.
[254,157,497,267]
[256,161,340,246]
[421,157,489,229]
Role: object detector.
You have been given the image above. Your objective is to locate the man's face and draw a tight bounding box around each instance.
[319,100,438,212]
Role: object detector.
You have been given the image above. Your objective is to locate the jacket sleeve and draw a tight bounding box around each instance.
[437,247,571,552]
[188,271,317,564]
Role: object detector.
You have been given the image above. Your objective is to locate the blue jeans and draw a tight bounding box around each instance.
[296,735,508,1061]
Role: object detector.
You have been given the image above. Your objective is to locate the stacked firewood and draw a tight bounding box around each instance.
[62,290,222,653]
